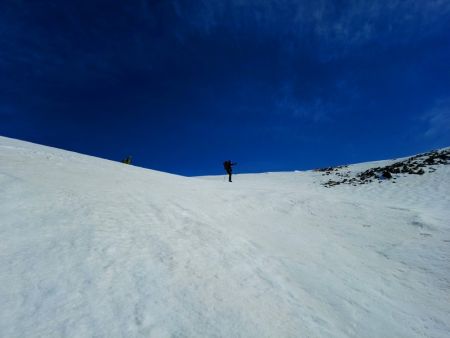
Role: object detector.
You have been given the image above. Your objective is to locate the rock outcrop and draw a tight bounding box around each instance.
[321,148,450,188]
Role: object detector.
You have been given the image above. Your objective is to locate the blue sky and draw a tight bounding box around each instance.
[1,0,449,176]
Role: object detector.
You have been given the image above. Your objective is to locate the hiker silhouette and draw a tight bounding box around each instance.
[223,160,237,182]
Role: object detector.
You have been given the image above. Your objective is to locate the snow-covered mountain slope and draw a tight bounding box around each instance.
[1,136,449,338]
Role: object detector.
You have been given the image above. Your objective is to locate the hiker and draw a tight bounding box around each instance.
[223,160,237,182]
[122,156,132,165]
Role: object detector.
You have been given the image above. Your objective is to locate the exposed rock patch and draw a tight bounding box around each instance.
[318,149,450,188]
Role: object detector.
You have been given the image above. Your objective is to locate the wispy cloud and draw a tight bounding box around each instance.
[275,82,334,123]
[170,0,450,58]
[277,96,331,122]
[3,0,449,77]
[310,1,450,41]
[422,98,450,138]
[274,78,361,123]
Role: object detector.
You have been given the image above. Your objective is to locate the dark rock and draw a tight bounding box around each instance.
[322,148,449,188]
[382,171,392,179]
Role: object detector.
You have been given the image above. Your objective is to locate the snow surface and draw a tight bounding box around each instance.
[1,135,449,338]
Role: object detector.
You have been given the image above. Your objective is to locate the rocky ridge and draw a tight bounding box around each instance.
[318,148,450,188]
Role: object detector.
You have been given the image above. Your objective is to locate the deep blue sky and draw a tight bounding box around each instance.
[1,1,449,176]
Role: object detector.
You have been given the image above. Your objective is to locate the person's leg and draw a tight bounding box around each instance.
[228,172,232,182]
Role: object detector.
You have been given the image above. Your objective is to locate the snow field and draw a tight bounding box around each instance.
[1,136,449,337]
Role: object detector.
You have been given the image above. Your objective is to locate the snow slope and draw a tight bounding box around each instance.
[1,135,449,338]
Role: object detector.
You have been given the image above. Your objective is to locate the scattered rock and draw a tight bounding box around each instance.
[382,171,392,179]
[322,148,449,188]
[413,168,425,175]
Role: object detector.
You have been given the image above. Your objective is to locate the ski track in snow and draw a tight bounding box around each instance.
[1,136,449,338]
